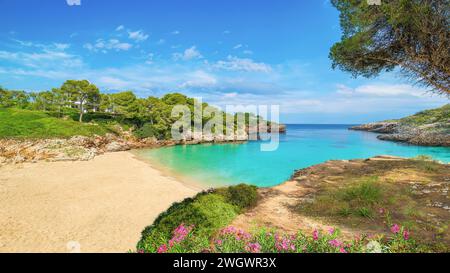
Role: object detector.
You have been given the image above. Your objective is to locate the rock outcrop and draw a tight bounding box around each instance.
[350,105,450,147]
[0,122,287,166]
[0,134,160,165]
[350,122,450,147]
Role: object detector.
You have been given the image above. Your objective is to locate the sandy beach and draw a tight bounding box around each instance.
[0,151,199,253]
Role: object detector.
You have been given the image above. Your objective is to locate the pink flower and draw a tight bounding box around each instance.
[379,208,385,214]
[403,230,410,240]
[221,226,237,235]
[329,239,342,248]
[391,224,400,234]
[168,224,193,247]
[339,247,347,253]
[313,230,319,240]
[245,242,261,253]
[274,234,296,252]
[215,239,223,246]
[328,228,335,235]
[221,226,251,241]
[236,229,251,241]
[157,244,168,253]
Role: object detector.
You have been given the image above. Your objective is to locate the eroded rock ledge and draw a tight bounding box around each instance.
[350,122,450,147]
[0,133,250,166]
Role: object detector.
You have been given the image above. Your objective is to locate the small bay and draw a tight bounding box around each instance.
[134,124,450,187]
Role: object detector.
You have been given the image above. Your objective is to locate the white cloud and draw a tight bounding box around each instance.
[84,39,132,53]
[213,56,272,73]
[145,53,154,64]
[224,92,238,98]
[156,39,165,45]
[337,83,427,98]
[0,47,83,69]
[233,44,243,50]
[243,50,253,55]
[180,70,217,88]
[12,39,71,52]
[116,25,125,31]
[66,0,81,6]
[128,30,149,42]
[54,43,70,50]
[173,46,203,61]
[171,30,180,35]
[98,76,131,90]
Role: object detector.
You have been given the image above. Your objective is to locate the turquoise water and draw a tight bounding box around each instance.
[134,124,450,187]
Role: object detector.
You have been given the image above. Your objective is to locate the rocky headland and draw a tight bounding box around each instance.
[350,104,450,147]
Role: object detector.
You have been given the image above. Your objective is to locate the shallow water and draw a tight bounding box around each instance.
[134,125,450,187]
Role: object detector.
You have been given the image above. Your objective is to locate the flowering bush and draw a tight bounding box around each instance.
[138,222,423,253]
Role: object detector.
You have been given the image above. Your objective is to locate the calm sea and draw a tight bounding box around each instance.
[134,124,450,187]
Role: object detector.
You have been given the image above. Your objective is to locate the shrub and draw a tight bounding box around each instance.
[134,123,158,139]
[138,223,432,253]
[134,123,171,140]
[137,184,260,252]
[137,192,238,252]
[216,184,259,211]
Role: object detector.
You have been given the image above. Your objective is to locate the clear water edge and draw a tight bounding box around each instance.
[133,124,450,188]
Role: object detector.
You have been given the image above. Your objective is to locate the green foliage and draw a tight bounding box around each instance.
[399,104,450,125]
[216,184,259,212]
[61,80,100,122]
[0,80,271,140]
[330,0,450,95]
[137,224,435,253]
[0,89,29,108]
[299,176,383,219]
[137,192,238,252]
[137,185,259,252]
[134,123,158,139]
[0,108,116,139]
[340,176,382,205]
[412,155,439,172]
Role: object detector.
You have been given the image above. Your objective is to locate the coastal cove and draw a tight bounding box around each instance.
[134,124,450,188]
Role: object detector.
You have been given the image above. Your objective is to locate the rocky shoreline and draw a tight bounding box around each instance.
[350,121,450,147]
[0,135,241,166]
[0,123,287,166]
[1,131,282,167]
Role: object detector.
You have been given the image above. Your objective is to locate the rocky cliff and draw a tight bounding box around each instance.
[350,104,450,147]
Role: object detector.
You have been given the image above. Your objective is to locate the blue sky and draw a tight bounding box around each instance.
[0,0,447,123]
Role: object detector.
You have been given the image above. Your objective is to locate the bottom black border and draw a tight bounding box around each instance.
[0,253,447,272]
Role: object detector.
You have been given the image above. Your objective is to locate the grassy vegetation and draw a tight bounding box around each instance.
[137,184,258,253]
[0,108,123,139]
[396,104,450,125]
[294,158,450,252]
[298,176,386,219]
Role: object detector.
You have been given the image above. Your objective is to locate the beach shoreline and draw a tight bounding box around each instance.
[0,151,199,253]
[130,148,211,191]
